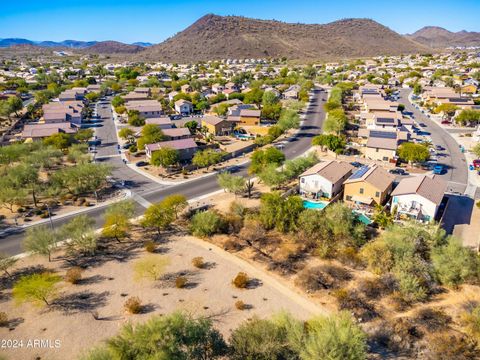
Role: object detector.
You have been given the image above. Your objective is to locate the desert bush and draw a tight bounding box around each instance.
[357,276,396,300]
[412,308,451,331]
[232,272,249,288]
[321,264,352,282]
[65,267,83,284]
[224,213,243,234]
[426,332,479,360]
[295,266,334,292]
[192,257,205,269]
[461,305,480,341]
[0,312,8,327]
[175,276,188,288]
[190,210,225,237]
[238,218,266,245]
[235,300,246,310]
[223,239,243,252]
[144,241,156,253]
[124,296,142,314]
[336,246,363,268]
[333,288,377,322]
[229,201,246,218]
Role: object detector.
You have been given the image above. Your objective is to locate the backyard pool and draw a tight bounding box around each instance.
[354,211,373,225]
[303,200,328,210]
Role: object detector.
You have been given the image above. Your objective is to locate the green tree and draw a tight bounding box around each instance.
[312,134,346,153]
[160,194,188,219]
[432,237,480,288]
[472,143,480,158]
[259,192,304,233]
[277,109,300,131]
[137,124,165,150]
[192,149,224,170]
[60,215,98,256]
[43,132,73,150]
[455,109,480,126]
[217,173,246,195]
[249,147,285,174]
[243,88,264,105]
[324,109,347,135]
[262,90,279,106]
[398,142,430,164]
[52,163,111,196]
[83,312,228,360]
[74,128,94,143]
[301,311,367,360]
[142,203,175,236]
[12,273,61,306]
[0,253,18,277]
[101,200,136,243]
[133,255,170,281]
[118,127,135,143]
[85,92,100,102]
[8,163,40,207]
[128,110,145,127]
[190,210,224,237]
[23,226,57,262]
[150,147,179,168]
[184,120,198,135]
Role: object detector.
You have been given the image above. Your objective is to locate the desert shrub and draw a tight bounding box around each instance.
[65,267,83,284]
[336,246,363,268]
[396,271,429,303]
[190,210,225,237]
[295,265,350,293]
[124,296,142,314]
[224,213,243,234]
[426,332,479,360]
[333,289,377,322]
[357,275,396,300]
[133,255,170,281]
[359,239,394,274]
[431,237,480,288]
[175,276,187,288]
[412,308,451,331]
[461,305,480,341]
[229,201,246,218]
[192,257,205,269]
[0,312,8,327]
[229,313,302,360]
[239,218,266,245]
[83,312,228,359]
[223,239,243,252]
[235,300,246,310]
[371,318,421,354]
[144,241,156,253]
[232,272,249,288]
[301,311,367,360]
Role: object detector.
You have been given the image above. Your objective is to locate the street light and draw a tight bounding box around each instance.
[45,203,54,230]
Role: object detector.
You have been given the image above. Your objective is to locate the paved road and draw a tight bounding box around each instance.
[399,89,468,194]
[0,88,326,255]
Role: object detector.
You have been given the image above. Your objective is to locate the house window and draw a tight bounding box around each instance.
[376,148,379,152]
[346,195,352,201]
[382,157,389,161]
[301,178,305,183]
[375,191,380,198]
[359,188,364,194]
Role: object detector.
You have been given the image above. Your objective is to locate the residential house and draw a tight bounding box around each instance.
[145,138,198,161]
[343,165,395,206]
[21,122,77,141]
[201,116,235,136]
[123,91,149,102]
[239,109,261,126]
[175,99,193,115]
[42,101,84,125]
[145,117,172,129]
[299,161,355,200]
[283,85,301,99]
[364,130,408,162]
[162,127,193,141]
[391,174,447,222]
[125,100,163,118]
[211,83,225,94]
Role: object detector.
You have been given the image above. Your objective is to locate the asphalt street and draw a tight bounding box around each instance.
[0,88,326,255]
[398,89,468,194]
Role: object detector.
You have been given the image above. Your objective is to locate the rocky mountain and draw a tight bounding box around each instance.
[0,38,35,47]
[132,42,154,47]
[406,26,480,48]
[139,14,429,62]
[0,38,147,50]
[83,41,144,54]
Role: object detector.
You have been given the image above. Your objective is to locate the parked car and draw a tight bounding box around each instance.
[436,145,445,151]
[388,168,408,175]
[433,164,444,175]
[122,143,134,149]
[418,123,427,127]
[441,120,451,125]
[350,161,363,168]
[135,161,149,167]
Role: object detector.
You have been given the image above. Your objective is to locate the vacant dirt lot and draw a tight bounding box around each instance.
[0,231,321,360]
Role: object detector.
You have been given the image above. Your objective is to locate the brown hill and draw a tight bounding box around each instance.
[84,41,144,54]
[139,14,429,62]
[407,26,480,48]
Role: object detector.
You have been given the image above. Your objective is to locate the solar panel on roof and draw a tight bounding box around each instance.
[376,117,395,123]
[369,131,397,139]
[349,165,370,180]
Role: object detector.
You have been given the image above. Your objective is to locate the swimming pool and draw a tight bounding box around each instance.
[354,211,373,225]
[303,200,328,210]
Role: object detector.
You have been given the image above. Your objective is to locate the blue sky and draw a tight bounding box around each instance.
[1,0,479,43]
